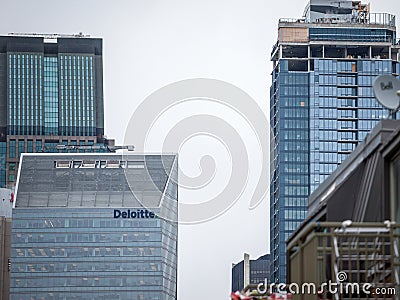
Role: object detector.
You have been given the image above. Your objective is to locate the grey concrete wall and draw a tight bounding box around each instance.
[0,217,12,300]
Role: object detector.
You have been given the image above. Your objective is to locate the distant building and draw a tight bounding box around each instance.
[270,0,400,283]
[287,120,400,299]
[0,34,107,188]
[232,254,270,292]
[10,153,178,300]
[0,188,13,300]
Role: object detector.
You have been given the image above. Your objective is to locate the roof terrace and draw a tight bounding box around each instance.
[279,12,396,28]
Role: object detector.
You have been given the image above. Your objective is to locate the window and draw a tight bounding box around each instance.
[36,140,42,152]
[9,140,16,158]
[8,174,15,182]
[44,56,59,135]
[18,140,25,157]
[27,140,33,152]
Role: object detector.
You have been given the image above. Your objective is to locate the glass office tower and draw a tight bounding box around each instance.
[269,0,400,283]
[0,34,106,188]
[10,154,178,300]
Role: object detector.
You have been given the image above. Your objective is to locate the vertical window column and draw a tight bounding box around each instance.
[60,54,95,136]
[9,140,16,158]
[18,140,25,158]
[44,56,59,135]
[0,142,6,187]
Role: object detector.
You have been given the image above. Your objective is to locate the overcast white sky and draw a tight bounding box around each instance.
[2,0,400,299]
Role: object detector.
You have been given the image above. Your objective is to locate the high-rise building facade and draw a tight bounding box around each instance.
[0,34,105,188]
[270,0,400,283]
[10,153,178,300]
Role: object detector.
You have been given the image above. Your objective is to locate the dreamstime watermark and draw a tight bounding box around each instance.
[123,78,274,224]
[256,272,396,296]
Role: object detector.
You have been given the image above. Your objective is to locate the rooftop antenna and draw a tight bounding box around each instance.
[373,75,400,119]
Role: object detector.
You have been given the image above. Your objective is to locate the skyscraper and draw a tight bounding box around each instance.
[270,0,400,283]
[10,153,178,300]
[0,33,105,188]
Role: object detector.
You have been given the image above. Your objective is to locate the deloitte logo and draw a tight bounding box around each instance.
[113,209,158,219]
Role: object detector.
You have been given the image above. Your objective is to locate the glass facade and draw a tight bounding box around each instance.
[11,208,165,300]
[59,55,95,136]
[309,59,391,192]
[231,255,270,292]
[44,57,59,135]
[0,142,6,187]
[18,140,24,158]
[9,140,16,159]
[270,68,310,281]
[6,53,97,138]
[10,154,178,300]
[35,140,42,152]
[7,53,97,137]
[8,53,43,136]
[249,256,270,286]
[309,28,395,43]
[270,34,399,283]
[231,261,244,292]
[0,36,105,188]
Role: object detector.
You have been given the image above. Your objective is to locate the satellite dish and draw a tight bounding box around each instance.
[373,75,400,110]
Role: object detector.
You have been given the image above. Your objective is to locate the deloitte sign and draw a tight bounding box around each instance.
[114,209,157,219]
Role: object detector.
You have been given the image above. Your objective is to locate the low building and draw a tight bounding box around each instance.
[232,253,271,292]
[287,119,400,299]
[10,153,178,300]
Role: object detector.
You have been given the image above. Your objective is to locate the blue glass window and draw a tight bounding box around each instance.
[9,140,16,158]
[44,56,59,135]
[18,140,24,158]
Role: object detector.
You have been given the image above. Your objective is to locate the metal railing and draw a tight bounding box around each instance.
[271,41,279,57]
[368,13,396,27]
[287,221,400,300]
[279,18,306,23]
[279,13,396,27]
[8,32,90,39]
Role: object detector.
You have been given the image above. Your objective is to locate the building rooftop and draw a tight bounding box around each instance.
[15,153,177,209]
[7,32,91,39]
[279,12,396,28]
[284,0,396,28]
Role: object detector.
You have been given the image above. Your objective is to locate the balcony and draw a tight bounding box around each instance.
[287,222,400,300]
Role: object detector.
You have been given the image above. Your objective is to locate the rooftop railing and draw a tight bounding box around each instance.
[279,12,396,27]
